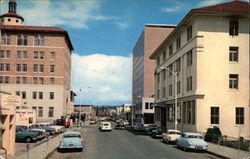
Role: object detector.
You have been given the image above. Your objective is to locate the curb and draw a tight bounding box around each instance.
[207,150,230,159]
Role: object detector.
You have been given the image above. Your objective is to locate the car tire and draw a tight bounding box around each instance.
[25,137,32,143]
[183,147,188,151]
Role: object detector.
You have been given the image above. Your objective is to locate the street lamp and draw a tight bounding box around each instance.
[159,66,178,130]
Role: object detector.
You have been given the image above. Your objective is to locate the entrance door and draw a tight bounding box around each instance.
[161,107,167,128]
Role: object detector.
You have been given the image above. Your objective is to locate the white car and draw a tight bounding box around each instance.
[162,129,181,143]
[100,122,112,131]
[176,132,208,151]
[39,122,65,134]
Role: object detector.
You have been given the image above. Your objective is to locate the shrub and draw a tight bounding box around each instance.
[205,126,222,143]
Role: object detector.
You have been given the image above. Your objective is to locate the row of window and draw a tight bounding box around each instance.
[0,50,56,60]
[16,91,55,100]
[0,76,55,84]
[145,102,153,109]
[32,106,54,117]
[1,34,45,46]
[0,63,55,73]
[157,19,239,66]
[211,107,244,124]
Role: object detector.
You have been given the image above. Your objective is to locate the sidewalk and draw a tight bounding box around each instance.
[207,142,250,159]
[9,133,63,159]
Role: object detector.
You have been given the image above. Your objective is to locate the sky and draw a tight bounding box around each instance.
[0,0,248,106]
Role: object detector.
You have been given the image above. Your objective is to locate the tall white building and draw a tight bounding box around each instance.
[150,1,249,138]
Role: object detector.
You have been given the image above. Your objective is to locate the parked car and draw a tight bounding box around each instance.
[100,122,112,131]
[17,125,47,139]
[122,120,129,126]
[144,125,157,135]
[29,124,56,135]
[152,127,165,138]
[16,127,39,143]
[176,132,208,151]
[58,131,84,152]
[89,120,97,125]
[99,122,105,129]
[39,122,65,134]
[115,122,125,129]
[132,123,144,131]
[162,129,181,144]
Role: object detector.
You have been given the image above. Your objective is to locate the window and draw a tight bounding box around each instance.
[50,65,55,72]
[169,84,172,96]
[5,64,10,71]
[211,107,219,124]
[17,51,21,58]
[6,51,10,58]
[51,52,55,60]
[229,19,239,36]
[33,77,38,84]
[39,52,44,59]
[33,92,37,99]
[187,76,192,91]
[187,50,192,66]
[22,64,27,72]
[38,107,43,117]
[236,107,244,124]
[33,64,38,72]
[34,35,44,46]
[177,102,181,122]
[49,92,54,99]
[168,64,173,76]
[39,77,44,84]
[150,103,153,109]
[48,107,54,117]
[4,76,9,83]
[176,58,181,72]
[34,51,38,59]
[0,64,4,71]
[23,51,28,58]
[162,69,166,80]
[157,56,160,66]
[157,89,160,99]
[0,51,4,58]
[39,92,43,99]
[162,86,166,98]
[16,91,20,96]
[21,91,26,99]
[16,64,21,72]
[177,81,181,94]
[157,73,160,83]
[145,102,149,109]
[176,36,181,50]
[187,25,192,41]
[16,77,21,84]
[229,47,238,62]
[1,34,10,45]
[17,35,28,45]
[163,51,166,61]
[229,74,238,89]
[169,44,173,56]
[22,77,27,84]
[39,64,44,72]
[50,78,55,85]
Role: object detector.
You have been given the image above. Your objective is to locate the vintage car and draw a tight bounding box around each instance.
[100,122,112,131]
[39,122,65,134]
[162,129,181,143]
[115,122,125,129]
[176,132,208,151]
[144,125,157,135]
[16,126,39,143]
[58,131,84,152]
[17,125,47,139]
[29,124,56,135]
[151,127,165,138]
[132,123,144,131]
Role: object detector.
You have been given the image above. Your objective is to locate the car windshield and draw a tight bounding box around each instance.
[168,131,181,135]
[64,134,81,138]
[104,123,110,126]
[187,135,202,139]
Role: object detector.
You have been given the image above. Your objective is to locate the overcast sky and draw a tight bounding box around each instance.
[1,0,247,105]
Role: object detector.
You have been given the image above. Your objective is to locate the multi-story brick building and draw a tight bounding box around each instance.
[0,0,74,122]
[132,24,175,125]
[150,1,249,138]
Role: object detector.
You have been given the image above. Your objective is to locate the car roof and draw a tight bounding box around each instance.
[63,131,81,135]
[183,132,201,136]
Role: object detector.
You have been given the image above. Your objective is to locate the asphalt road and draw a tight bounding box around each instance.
[49,123,220,159]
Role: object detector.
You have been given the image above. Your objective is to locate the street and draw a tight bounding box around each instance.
[49,123,220,159]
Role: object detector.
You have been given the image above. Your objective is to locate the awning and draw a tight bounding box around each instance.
[152,102,167,107]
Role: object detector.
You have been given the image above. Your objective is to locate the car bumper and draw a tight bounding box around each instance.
[188,145,208,150]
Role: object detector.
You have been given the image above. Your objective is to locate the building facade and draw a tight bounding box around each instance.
[150,1,249,138]
[132,24,175,125]
[0,90,21,156]
[0,0,74,122]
